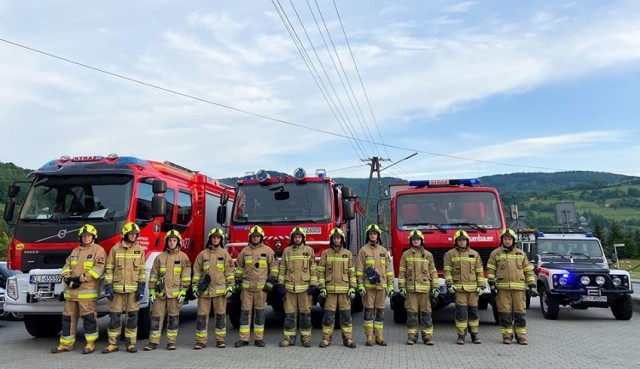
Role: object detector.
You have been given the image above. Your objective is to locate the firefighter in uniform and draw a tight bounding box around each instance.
[102,222,146,353]
[356,224,393,346]
[278,227,317,347]
[51,224,106,354]
[398,230,439,345]
[487,228,537,345]
[317,228,357,348]
[443,230,485,345]
[234,226,278,347]
[144,230,192,351]
[192,228,235,349]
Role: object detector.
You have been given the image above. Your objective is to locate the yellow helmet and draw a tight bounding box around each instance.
[408,229,424,242]
[78,224,98,240]
[500,228,517,241]
[208,227,225,240]
[249,225,265,238]
[329,227,345,239]
[454,230,469,241]
[121,222,140,238]
[165,229,182,242]
[366,224,382,235]
[290,226,306,238]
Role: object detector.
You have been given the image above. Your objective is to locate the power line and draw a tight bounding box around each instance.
[0,37,578,173]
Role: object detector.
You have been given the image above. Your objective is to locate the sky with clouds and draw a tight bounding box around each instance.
[1,1,639,180]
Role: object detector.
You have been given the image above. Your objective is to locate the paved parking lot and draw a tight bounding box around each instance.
[0,297,638,369]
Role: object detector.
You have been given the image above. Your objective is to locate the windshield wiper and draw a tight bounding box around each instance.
[540,251,566,259]
[402,222,447,233]
[448,222,487,233]
[569,252,591,259]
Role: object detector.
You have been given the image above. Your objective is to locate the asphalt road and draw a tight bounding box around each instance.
[0,297,638,369]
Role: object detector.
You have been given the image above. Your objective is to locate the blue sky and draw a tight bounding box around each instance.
[1,1,639,180]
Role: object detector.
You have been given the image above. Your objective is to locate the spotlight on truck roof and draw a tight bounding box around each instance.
[256,169,270,183]
[293,168,307,181]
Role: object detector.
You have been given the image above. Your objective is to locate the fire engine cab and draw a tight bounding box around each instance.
[2,154,233,338]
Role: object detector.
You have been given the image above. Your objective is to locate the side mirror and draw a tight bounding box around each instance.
[510,204,519,220]
[217,205,227,225]
[7,184,20,198]
[220,191,229,206]
[3,199,15,222]
[151,196,167,218]
[343,199,355,221]
[152,180,167,194]
[342,187,355,199]
[610,253,618,263]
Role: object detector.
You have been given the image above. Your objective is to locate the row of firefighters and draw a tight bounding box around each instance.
[50,222,537,354]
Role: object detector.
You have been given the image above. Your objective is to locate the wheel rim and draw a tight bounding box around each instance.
[541,291,548,313]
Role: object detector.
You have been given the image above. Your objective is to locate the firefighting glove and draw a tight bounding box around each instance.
[263,276,277,292]
[347,287,356,300]
[528,285,539,298]
[135,282,145,302]
[149,290,156,304]
[489,281,497,295]
[104,283,115,301]
[386,284,394,297]
[364,267,381,285]
[308,285,317,296]
[64,276,82,289]
[276,284,286,297]
[196,274,211,296]
[224,285,234,298]
[177,289,187,304]
[234,278,243,293]
[191,284,200,297]
[431,287,440,298]
[320,288,328,299]
[476,286,485,295]
[399,288,407,298]
[357,284,367,296]
[447,284,456,294]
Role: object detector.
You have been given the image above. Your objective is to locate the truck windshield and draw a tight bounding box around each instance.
[232,182,331,224]
[396,192,502,230]
[19,175,133,221]
[537,239,604,259]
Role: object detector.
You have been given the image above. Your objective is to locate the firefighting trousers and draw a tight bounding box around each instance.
[59,300,98,346]
[282,291,312,343]
[322,293,353,342]
[239,290,266,341]
[196,296,227,344]
[454,290,480,336]
[363,288,386,337]
[107,292,140,345]
[149,297,182,344]
[496,289,527,339]
[405,292,433,339]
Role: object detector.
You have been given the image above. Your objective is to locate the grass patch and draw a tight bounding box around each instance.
[617,259,640,280]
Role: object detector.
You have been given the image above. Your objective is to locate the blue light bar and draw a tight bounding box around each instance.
[116,156,148,165]
[408,178,481,188]
[585,232,593,237]
[316,169,326,178]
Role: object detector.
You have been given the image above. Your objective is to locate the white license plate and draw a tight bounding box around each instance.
[580,295,607,302]
[29,274,62,284]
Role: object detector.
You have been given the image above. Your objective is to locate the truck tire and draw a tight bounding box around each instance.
[137,305,151,339]
[489,296,499,325]
[478,297,489,310]
[227,295,242,329]
[24,314,62,338]
[540,288,559,320]
[611,295,633,320]
[390,294,407,324]
[351,293,363,313]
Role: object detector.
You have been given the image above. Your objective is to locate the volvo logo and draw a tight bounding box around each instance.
[57,229,68,239]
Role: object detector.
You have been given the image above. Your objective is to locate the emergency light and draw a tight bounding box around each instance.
[408,178,481,188]
[293,168,307,181]
[256,170,270,183]
[316,169,326,178]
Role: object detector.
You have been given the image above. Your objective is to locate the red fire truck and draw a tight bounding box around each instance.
[385,178,508,324]
[2,154,233,338]
[216,168,366,326]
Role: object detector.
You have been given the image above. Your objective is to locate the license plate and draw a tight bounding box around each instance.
[580,295,607,302]
[30,274,63,284]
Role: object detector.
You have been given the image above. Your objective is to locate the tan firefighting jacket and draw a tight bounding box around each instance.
[192,247,234,297]
[61,242,106,300]
[104,240,146,293]
[235,242,278,292]
[443,246,485,291]
[278,244,317,293]
[317,246,356,293]
[356,242,393,290]
[149,248,191,298]
[487,246,535,290]
[398,246,439,293]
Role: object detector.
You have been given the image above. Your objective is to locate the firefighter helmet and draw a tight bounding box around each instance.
[164,229,182,250]
[208,227,225,240]
[454,230,470,241]
[500,228,517,241]
[366,224,382,235]
[408,229,424,242]
[121,222,140,238]
[289,226,306,245]
[249,225,265,238]
[329,228,346,247]
[78,224,98,241]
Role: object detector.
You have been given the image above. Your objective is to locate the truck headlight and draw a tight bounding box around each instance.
[595,276,605,286]
[7,278,18,300]
[612,277,621,286]
[580,276,590,286]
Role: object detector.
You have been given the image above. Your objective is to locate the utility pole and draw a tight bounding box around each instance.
[362,156,389,223]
